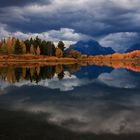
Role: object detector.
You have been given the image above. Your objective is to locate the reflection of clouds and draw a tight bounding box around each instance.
[8,95,140,134]
[2,84,140,135]
[0,68,140,134]
[0,72,92,92]
[37,74,91,91]
[97,69,137,88]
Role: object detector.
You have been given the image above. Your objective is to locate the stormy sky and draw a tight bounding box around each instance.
[0,0,140,51]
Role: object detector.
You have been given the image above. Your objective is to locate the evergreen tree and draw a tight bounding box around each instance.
[24,39,31,53]
[34,36,41,48]
[40,40,47,55]
[14,39,22,54]
[46,41,56,56]
[57,41,65,56]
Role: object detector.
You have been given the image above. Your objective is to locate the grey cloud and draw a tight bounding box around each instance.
[1,0,140,37]
[0,0,140,52]
[0,27,92,47]
[99,32,140,52]
[97,69,138,88]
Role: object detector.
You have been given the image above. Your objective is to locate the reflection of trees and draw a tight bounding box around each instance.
[7,68,16,83]
[46,66,55,79]
[15,68,23,82]
[40,66,55,80]
[55,65,63,74]
[0,64,82,83]
[0,61,139,83]
[58,71,64,80]
[65,64,81,74]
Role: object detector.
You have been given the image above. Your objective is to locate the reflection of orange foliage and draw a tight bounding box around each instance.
[123,62,140,73]
[124,50,140,60]
[111,61,124,69]
[36,66,40,76]
[111,53,124,60]
[110,61,140,72]
[55,65,63,74]
[87,60,140,72]
[0,50,139,73]
[110,50,140,60]
[86,50,140,72]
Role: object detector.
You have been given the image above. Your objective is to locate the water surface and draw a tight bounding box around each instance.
[0,64,140,140]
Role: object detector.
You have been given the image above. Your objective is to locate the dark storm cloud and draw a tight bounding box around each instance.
[0,0,51,7]
[0,0,140,50]
[0,0,140,36]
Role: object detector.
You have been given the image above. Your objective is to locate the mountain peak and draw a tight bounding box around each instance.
[69,40,115,55]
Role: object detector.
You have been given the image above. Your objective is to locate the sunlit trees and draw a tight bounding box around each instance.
[6,37,16,54]
[36,46,40,56]
[57,41,65,56]
[55,48,63,58]
[7,37,13,54]
[0,37,70,56]
[22,44,27,54]
[69,49,81,58]
[30,44,35,55]
[19,41,26,54]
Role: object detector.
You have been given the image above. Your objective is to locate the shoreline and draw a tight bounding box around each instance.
[0,57,139,72]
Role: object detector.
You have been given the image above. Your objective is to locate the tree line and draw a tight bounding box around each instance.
[0,37,82,58]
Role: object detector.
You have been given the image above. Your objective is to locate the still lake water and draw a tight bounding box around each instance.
[0,64,140,140]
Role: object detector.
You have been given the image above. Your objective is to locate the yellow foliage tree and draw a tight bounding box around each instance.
[30,44,35,55]
[6,37,15,54]
[36,46,40,56]
[55,48,63,58]
[69,49,81,58]
[20,41,27,54]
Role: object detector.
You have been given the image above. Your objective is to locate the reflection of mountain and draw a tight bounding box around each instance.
[127,69,140,77]
[69,40,115,55]
[126,44,140,53]
[76,65,113,79]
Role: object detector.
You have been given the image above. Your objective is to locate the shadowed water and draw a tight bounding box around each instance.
[0,64,140,140]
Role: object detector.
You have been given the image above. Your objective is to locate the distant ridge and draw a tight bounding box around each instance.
[68,40,115,55]
[125,44,140,53]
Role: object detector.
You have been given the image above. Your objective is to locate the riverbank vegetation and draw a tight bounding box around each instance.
[0,36,140,63]
[0,36,82,59]
[0,60,140,84]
